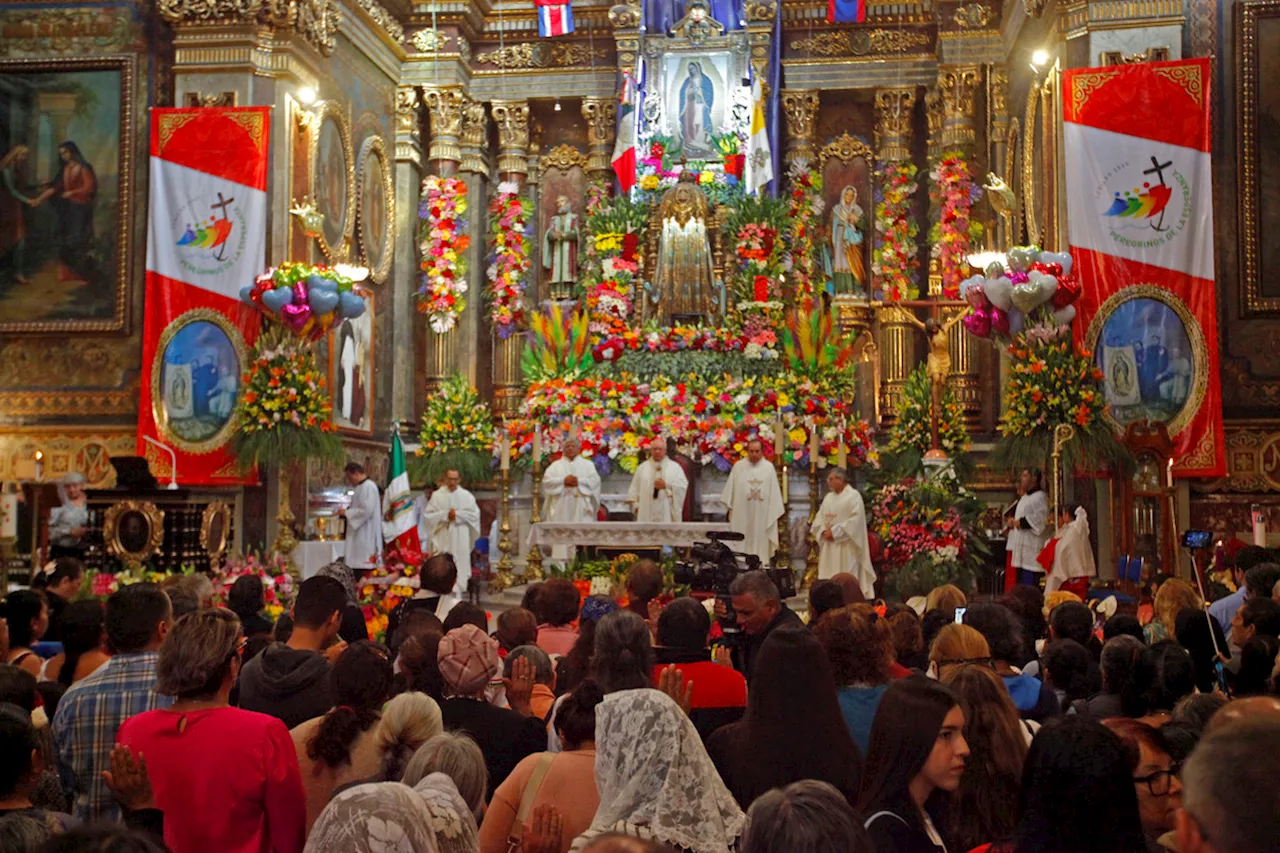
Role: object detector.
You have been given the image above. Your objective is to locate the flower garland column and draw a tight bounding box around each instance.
[421,87,467,396]
[873,86,920,427]
[935,66,984,427]
[453,96,491,395]
[490,100,532,418]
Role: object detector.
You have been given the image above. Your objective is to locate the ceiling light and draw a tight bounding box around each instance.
[297,87,317,105]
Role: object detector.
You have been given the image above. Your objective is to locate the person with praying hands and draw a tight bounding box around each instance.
[815,468,875,600]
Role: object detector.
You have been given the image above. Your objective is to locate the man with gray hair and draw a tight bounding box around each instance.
[815,467,875,599]
[541,436,601,564]
[627,437,688,524]
[1177,718,1280,853]
[742,780,871,853]
[720,569,802,680]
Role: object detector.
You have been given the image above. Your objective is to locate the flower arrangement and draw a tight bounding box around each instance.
[785,162,826,304]
[929,154,983,299]
[500,374,875,476]
[213,552,295,622]
[230,327,342,470]
[487,183,533,338]
[417,175,471,333]
[888,364,969,458]
[724,195,789,342]
[414,374,498,486]
[582,194,648,336]
[873,161,921,301]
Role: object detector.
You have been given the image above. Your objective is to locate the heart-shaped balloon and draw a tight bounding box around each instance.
[262,286,294,314]
[1039,251,1073,275]
[1029,270,1059,305]
[959,275,987,307]
[1012,281,1045,314]
[990,306,1011,336]
[281,302,312,331]
[1007,246,1039,272]
[291,281,308,305]
[965,283,989,310]
[984,261,1006,279]
[985,276,1014,310]
[339,290,366,319]
[1028,261,1050,275]
[1008,271,1030,285]
[1053,304,1077,326]
[239,284,255,305]
[308,288,340,316]
[307,274,338,294]
[962,307,992,338]
[1041,262,1063,278]
[1052,272,1081,309]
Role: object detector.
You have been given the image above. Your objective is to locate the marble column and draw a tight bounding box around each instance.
[392,85,424,424]
[421,86,466,396]
[582,97,617,180]
[490,100,532,418]
[780,90,819,170]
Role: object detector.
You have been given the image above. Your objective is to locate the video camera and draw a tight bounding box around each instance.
[672,531,795,600]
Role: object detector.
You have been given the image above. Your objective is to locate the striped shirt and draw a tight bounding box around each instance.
[52,651,173,823]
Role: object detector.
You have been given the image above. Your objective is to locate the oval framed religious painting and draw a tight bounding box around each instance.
[150,308,248,454]
[1084,285,1208,436]
[309,100,355,262]
[356,135,394,284]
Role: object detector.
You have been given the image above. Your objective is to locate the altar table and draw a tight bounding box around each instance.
[528,521,732,550]
[297,540,344,580]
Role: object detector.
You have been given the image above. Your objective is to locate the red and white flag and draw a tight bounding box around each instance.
[138,107,270,484]
[1064,59,1224,476]
[612,73,638,193]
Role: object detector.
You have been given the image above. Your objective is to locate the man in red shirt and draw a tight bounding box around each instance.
[651,597,747,740]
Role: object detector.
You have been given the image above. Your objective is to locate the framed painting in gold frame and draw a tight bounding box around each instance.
[1238,0,1280,315]
[355,135,394,284]
[149,308,248,455]
[328,289,374,435]
[309,100,355,263]
[0,54,136,334]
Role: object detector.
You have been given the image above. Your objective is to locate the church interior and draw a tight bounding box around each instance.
[1,0,1278,615]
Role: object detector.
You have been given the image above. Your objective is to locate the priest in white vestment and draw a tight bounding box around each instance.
[339,461,383,570]
[816,468,875,599]
[421,469,481,598]
[720,438,783,565]
[628,438,689,524]
[541,437,602,563]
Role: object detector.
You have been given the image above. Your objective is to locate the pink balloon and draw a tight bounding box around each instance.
[962,307,992,338]
[281,302,312,331]
[1009,271,1030,285]
[291,281,308,305]
[965,283,990,310]
[990,306,1011,335]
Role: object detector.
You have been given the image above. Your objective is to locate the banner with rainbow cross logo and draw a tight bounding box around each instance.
[1064,59,1224,477]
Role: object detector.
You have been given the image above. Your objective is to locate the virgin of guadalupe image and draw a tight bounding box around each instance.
[678,63,716,158]
[828,185,866,293]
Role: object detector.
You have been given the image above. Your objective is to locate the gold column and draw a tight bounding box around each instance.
[491,100,531,418]
[743,0,775,87]
[987,67,1013,248]
[874,86,917,163]
[944,305,982,428]
[877,305,916,428]
[938,66,982,153]
[924,86,944,163]
[582,97,617,179]
[458,96,488,178]
[780,90,819,169]
[422,86,466,396]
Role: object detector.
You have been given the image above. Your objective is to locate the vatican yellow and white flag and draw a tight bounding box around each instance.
[744,75,773,196]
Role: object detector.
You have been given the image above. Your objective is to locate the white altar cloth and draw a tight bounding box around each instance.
[529,521,731,549]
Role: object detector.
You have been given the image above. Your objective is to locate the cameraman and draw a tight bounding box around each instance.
[715,570,802,681]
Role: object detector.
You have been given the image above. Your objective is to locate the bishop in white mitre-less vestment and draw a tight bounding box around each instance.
[720,439,783,565]
[420,470,481,598]
[628,438,689,524]
[341,464,383,570]
[541,438,602,563]
[816,468,875,599]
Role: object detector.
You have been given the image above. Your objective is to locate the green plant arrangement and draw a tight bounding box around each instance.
[522,302,594,382]
[230,326,343,471]
[780,303,857,398]
[411,374,498,487]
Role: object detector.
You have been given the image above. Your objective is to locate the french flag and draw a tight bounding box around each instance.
[827,0,866,22]
[537,0,574,36]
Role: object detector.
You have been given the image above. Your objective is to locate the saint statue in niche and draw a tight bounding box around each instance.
[542,195,580,299]
[829,185,866,293]
[650,172,717,324]
[678,62,716,158]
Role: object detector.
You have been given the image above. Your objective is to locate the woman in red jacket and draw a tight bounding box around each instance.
[118,609,306,853]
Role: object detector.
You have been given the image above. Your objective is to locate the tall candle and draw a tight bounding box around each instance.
[774,416,784,457]
[34,451,43,482]
[569,420,580,440]
[532,429,541,465]
[500,434,510,472]
[837,435,847,470]
[781,465,789,503]
[809,420,820,466]
[1166,458,1174,489]
[0,492,17,540]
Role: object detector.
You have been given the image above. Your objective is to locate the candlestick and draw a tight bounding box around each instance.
[526,454,545,583]
[774,415,784,457]
[34,451,43,482]
[532,429,541,465]
[774,455,792,572]
[805,463,820,588]
[499,433,510,472]
[809,420,819,469]
[491,467,515,592]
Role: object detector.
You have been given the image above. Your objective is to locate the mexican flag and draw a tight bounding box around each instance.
[382,430,422,559]
[612,72,638,193]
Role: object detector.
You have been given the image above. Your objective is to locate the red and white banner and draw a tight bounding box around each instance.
[138,107,270,485]
[1064,59,1224,477]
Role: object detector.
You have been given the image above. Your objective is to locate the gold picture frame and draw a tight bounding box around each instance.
[103,500,165,563]
[200,500,232,570]
[149,308,249,455]
[308,100,355,263]
[1238,0,1280,314]
[0,54,137,334]
[355,135,394,284]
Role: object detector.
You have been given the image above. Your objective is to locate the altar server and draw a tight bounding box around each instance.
[541,437,602,563]
[339,461,382,570]
[816,468,875,599]
[720,438,783,565]
[628,437,688,524]
[421,469,481,598]
[1006,467,1050,587]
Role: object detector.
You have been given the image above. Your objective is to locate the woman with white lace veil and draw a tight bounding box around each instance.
[304,781,439,853]
[412,772,481,853]
[567,688,745,853]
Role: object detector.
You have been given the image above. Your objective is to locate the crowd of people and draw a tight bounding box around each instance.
[1,550,1280,853]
